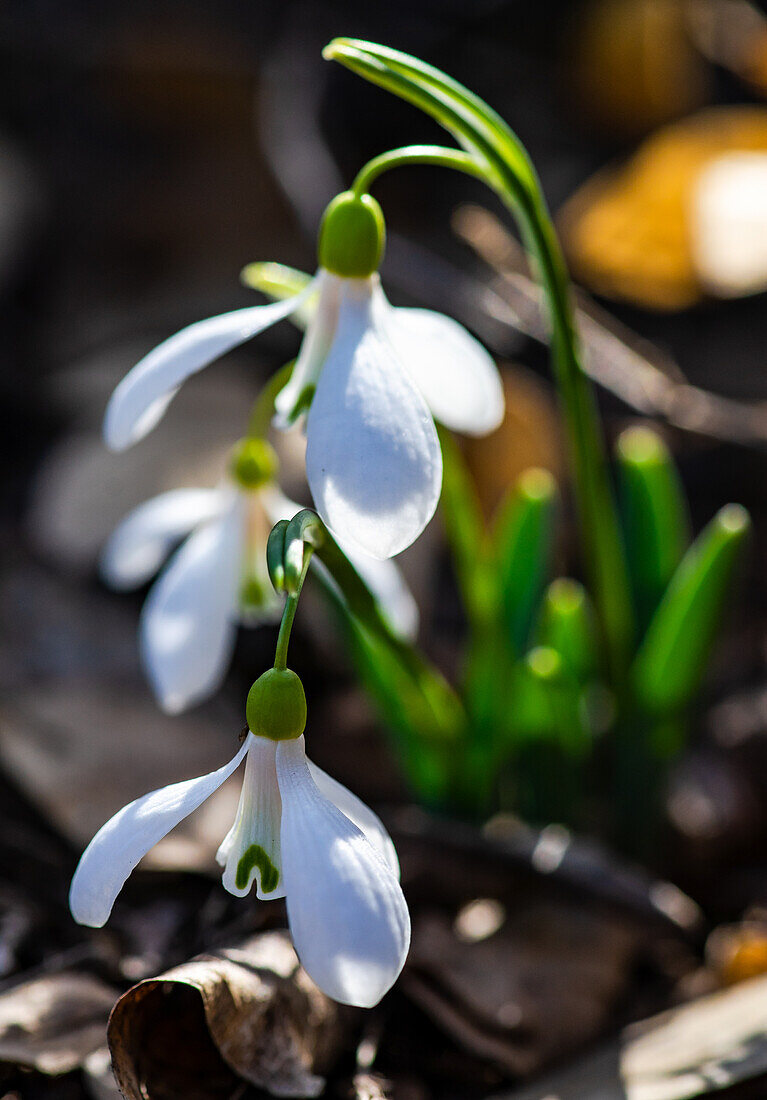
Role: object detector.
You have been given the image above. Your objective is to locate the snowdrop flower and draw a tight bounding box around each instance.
[70,668,410,1008]
[101,438,418,714]
[103,191,504,559]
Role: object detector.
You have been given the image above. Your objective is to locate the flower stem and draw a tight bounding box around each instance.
[273,550,313,671]
[351,145,485,195]
[270,510,326,671]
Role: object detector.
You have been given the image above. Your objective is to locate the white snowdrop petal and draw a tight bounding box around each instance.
[218,735,285,900]
[69,737,250,927]
[376,291,504,436]
[141,496,243,713]
[100,488,226,590]
[305,282,442,560]
[307,761,400,877]
[104,288,312,451]
[273,271,341,428]
[276,737,410,1008]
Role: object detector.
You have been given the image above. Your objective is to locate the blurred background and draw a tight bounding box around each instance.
[5,2,767,1098]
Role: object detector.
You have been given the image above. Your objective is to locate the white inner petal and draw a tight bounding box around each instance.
[217,735,285,899]
[273,270,343,427]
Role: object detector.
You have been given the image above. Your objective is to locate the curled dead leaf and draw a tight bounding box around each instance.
[108,931,352,1099]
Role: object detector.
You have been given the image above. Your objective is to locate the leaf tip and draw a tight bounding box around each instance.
[616,424,669,467]
[526,645,562,681]
[518,466,558,504]
[717,503,750,536]
[322,37,356,61]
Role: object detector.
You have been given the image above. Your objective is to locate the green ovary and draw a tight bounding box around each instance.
[240,575,265,609]
[236,843,280,893]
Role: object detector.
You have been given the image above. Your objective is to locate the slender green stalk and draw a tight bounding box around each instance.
[269,510,325,670]
[273,550,313,671]
[351,144,484,194]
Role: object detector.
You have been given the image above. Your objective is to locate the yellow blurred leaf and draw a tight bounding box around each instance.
[707,922,767,986]
[559,107,767,309]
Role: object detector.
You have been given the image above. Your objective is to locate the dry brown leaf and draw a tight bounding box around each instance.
[496,971,767,1099]
[405,901,638,1077]
[2,675,243,868]
[621,973,767,1099]
[108,931,352,1099]
[558,107,767,309]
[0,972,119,1076]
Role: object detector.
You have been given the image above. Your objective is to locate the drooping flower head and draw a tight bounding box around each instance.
[101,436,418,714]
[69,664,411,1008]
[103,189,504,560]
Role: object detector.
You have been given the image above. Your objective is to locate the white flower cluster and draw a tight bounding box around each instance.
[70,204,504,1007]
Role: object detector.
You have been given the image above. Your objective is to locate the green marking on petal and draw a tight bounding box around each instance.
[235,843,280,893]
[284,383,316,423]
[240,576,266,610]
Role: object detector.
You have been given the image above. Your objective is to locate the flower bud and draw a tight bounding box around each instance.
[231,438,278,490]
[247,668,307,741]
[318,191,385,277]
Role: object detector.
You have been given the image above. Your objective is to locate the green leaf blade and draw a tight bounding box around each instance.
[437,426,491,624]
[616,426,691,636]
[537,578,599,682]
[494,467,558,655]
[632,504,750,714]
